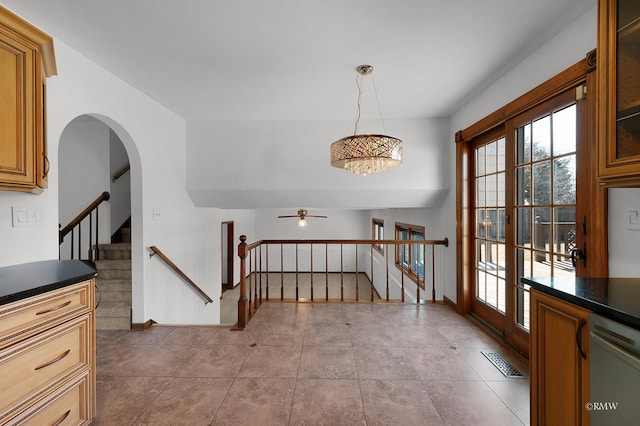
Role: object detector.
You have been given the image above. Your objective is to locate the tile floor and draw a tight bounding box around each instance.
[94,302,530,425]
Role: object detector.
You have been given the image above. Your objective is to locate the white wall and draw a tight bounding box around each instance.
[0,8,221,324]
[608,188,640,276]
[444,4,599,301]
[186,118,450,209]
[109,129,131,233]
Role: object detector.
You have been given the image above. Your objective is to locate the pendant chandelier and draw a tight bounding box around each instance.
[330,65,403,176]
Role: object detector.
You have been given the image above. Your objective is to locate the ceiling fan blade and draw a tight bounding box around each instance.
[305,215,328,218]
[277,215,300,218]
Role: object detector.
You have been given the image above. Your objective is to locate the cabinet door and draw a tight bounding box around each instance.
[0,27,37,190]
[598,0,640,186]
[530,290,590,425]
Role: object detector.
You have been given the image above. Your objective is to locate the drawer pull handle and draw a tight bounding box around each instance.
[36,300,72,315]
[35,349,71,371]
[52,409,71,426]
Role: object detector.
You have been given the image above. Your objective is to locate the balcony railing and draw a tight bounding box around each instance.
[234,236,449,329]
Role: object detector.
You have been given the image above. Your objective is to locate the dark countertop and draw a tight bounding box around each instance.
[0,260,97,306]
[522,276,640,330]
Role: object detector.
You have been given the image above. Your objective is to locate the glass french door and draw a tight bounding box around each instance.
[472,89,580,354]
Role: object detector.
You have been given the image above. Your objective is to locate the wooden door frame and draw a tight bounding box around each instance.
[455,50,607,358]
[221,221,234,292]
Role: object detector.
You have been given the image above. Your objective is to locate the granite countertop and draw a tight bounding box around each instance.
[521,276,640,330]
[0,260,97,306]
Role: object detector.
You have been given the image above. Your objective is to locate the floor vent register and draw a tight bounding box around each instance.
[481,351,525,378]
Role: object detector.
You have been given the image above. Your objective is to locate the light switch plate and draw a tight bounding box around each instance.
[628,210,640,230]
[12,206,44,227]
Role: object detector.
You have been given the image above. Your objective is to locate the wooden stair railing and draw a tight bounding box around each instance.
[234,235,449,330]
[59,191,111,261]
[112,164,130,183]
[149,246,214,305]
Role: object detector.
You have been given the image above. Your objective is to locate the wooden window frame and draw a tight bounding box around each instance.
[372,218,384,254]
[395,222,426,287]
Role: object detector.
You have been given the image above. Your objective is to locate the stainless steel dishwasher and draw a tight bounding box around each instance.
[589,313,640,425]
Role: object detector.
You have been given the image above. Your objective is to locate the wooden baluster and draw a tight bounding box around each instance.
[385,242,389,301]
[236,235,248,329]
[95,208,100,260]
[310,243,314,302]
[370,243,374,301]
[325,243,329,301]
[340,244,344,301]
[432,244,436,303]
[265,244,269,301]
[355,244,359,301]
[295,243,299,301]
[258,247,262,305]
[416,242,421,303]
[252,249,257,311]
[400,243,405,303]
[280,244,284,300]
[89,213,93,261]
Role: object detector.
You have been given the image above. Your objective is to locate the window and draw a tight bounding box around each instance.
[372,218,384,254]
[395,222,426,287]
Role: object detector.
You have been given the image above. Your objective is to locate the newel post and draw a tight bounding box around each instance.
[236,235,249,329]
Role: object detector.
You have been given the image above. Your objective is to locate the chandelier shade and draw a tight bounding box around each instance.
[330,64,403,176]
[330,134,403,176]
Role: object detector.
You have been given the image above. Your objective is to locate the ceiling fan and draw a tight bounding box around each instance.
[278,209,327,227]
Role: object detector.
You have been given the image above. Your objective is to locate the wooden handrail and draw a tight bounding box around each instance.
[112,164,130,182]
[59,191,110,243]
[149,245,214,304]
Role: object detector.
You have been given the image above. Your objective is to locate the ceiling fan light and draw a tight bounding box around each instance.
[298,218,308,227]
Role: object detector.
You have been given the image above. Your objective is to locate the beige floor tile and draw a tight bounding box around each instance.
[424,380,524,425]
[303,322,352,346]
[238,344,302,378]
[134,377,234,425]
[180,345,252,377]
[290,379,365,426]
[212,378,295,425]
[94,376,172,425]
[298,345,357,379]
[406,347,482,381]
[360,379,444,425]
[354,346,418,380]
[486,380,531,425]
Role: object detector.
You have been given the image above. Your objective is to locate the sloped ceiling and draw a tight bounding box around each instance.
[1,0,595,209]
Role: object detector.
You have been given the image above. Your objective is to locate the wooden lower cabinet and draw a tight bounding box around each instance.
[0,279,95,425]
[530,290,590,426]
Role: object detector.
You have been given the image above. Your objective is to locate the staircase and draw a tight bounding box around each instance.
[94,227,132,330]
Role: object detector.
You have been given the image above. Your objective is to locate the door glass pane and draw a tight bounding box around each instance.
[516,208,531,246]
[516,123,531,165]
[553,105,576,156]
[486,174,497,206]
[533,207,551,254]
[533,115,551,160]
[476,145,485,176]
[516,166,531,205]
[553,155,576,204]
[486,141,497,174]
[532,161,551,205]
[476,176,486,207]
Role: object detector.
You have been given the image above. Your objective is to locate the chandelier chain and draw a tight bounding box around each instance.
[371,74,387,135]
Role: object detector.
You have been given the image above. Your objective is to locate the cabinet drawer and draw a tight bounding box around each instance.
[0,280,92,350]
[0,314,90,419]
[6,370,92,426]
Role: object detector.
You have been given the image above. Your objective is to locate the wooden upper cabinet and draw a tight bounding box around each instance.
[598,0,640,186]
[0,6,56,194]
